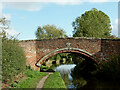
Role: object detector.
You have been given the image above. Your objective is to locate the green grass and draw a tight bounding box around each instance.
[43,72,66,88]
[10,69,48,88]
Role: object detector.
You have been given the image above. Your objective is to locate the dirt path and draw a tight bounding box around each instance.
[36,72,53,89]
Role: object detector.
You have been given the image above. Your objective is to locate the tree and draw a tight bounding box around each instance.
[72,8,112,38]
[35,24,68,39]
[0,17,26,83]
[0,17,10,31]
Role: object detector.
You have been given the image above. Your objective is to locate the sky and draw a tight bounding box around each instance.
[0,0,119,40]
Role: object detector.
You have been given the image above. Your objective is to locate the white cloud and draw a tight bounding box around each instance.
[4,2,43,12]
[111,25,118,37]
[53,0,82,5]
[2,1,83,12]
[89,0,119,2]
[2,0,119,3]
[3,14,11,20]
[2,0,83,3]
[0,2,3,17]
[1,0,119,38]
[116,19,120,38]
[111,25,114,29]
[87,0,109,2]
[1,0,119,12]
[5,27,20,36]
[115,18,120,26]
[111,19,119,37]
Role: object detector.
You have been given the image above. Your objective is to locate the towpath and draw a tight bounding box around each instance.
[36,72,53,89]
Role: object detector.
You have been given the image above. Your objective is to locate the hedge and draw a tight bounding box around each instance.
[2,38,26,83]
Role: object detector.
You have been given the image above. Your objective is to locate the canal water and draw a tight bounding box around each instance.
[54,64,120,89]
[54,64,76,88]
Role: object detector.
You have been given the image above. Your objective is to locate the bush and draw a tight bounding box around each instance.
[96,55,120,80]
[2,36,26,83]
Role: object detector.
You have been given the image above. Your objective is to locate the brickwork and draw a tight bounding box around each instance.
[19,38,120,70]
[19,40,39,70]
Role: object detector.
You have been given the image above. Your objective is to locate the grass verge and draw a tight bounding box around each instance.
[43,72,66,88]
[10,69,48,88]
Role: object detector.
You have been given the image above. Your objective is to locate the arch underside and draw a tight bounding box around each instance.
[36,48,98,67]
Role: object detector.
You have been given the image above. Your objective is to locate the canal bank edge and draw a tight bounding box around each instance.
[43,72,67,88]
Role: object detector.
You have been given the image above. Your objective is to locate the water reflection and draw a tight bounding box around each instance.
[54,64,76,88]
[54,64,76,74]
[54,64,120,89]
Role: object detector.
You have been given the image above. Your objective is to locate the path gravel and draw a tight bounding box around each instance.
[36,72,53,89]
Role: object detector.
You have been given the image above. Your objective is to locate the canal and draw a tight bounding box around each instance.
[54,64,120,89]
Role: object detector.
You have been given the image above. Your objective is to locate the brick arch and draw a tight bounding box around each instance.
[36,48,98,67]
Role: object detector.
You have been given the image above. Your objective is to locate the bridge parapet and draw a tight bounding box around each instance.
[19,38,120,70]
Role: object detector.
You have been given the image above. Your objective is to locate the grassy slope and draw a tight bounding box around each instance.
[43,72,66,88]
[10,69,48,88]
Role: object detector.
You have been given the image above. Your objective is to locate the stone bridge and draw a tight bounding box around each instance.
[19,37,120,70]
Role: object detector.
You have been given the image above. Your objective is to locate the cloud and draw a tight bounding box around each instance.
[115,18,120,25]
[2,0,119,3]
[111,25,114,29]
[3,14,11,20]
[116,19,120,38]
[4,2,43,11]
[111,19,119,37]
[5,27,20,37]
[111,25,118,35]
[2,0,83,12]
[87,0,119,2]
[1,0,119,38]
[2,0,83,4]
[0,2,3,17]
[52,0,83,5]
[1,0,119,12]
[87,0,109,2]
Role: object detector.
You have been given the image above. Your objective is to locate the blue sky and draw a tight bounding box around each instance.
[1,1,119,40]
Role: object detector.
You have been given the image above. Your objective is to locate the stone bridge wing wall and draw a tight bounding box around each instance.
[100,39,120,61]
[19,40,38,70]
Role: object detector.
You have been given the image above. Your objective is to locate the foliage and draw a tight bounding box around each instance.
[49,54,61,60]
[72,8,112,38]
[10,69,48,88]
[71,57,97,79]
[1,17,26,84]
[35,24,68,40]
[72,76,87,88]
[2,31,26,83]
[43,72,66,88]
[26,64,32,70]
[108,35,119,39]
[96,55,120,80]
[49,53,70,61]
[56,54,61,60]
[40,65,49,70]
[0,17,10,31]
[0,17,10,26]
[69,53,86,64]
[0,17,11,39]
